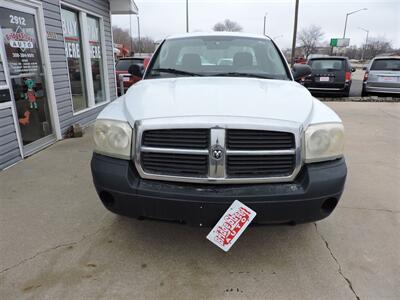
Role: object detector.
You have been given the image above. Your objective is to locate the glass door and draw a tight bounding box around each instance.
[0,6,54,153]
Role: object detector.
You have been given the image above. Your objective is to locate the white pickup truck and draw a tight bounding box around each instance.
[91,32,347,226]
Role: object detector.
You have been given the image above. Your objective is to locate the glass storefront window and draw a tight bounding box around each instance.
[61,8,88,112]
[0,7,53,146]
[87,16,105,104]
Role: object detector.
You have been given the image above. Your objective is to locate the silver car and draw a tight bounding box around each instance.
[362,56,400,96]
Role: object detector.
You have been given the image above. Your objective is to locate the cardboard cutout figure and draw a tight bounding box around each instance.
[24,78,38,109]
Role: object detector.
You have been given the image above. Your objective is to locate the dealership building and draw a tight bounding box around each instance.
[0,0,137,170]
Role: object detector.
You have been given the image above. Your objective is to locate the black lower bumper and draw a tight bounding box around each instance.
[91,153,347,226]
[304,83,351,96]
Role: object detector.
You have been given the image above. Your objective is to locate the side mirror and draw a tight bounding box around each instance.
[128,64,143,78]
[292,64,312,81]
[351,67,356,72]
[362,65,368,71]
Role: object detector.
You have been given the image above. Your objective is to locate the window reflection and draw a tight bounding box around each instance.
[87,16,105,104]
[61,8,88,112]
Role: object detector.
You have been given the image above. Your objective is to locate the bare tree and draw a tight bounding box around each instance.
[133,37,156,53]
[112,26,133,51]
[363,37,393,59]
[213,19,243,32]
[345,45,362,60]
[112,26,156,54]
[297,25,324,58]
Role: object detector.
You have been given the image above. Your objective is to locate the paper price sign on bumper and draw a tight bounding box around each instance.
[207,200,256,252]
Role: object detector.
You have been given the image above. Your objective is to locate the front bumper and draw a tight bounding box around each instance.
[91,153,347,226]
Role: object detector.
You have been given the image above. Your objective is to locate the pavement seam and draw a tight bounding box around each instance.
[379,109,400,121]
[339,206,399,214]
[0,225,106,275]
[314,223,360,300]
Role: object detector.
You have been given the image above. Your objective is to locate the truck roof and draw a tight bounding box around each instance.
[373,56,400,60]
[165,32,272,41]
[309,56,349,60]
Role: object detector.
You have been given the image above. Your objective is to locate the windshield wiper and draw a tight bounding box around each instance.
[212,72,275,79]
[151,68,203,77]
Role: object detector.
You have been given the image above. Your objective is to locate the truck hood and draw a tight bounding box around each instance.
[123,77,314,125]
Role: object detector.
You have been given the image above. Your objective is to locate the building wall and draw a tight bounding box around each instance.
[0,62,6,86]
[1,47,21,170]
[43,0,117,133]
[0,0,117,170]
[0,107,22,170]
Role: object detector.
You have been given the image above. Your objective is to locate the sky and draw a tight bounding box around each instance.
[112,0,400,49]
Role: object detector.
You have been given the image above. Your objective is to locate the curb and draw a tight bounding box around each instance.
[318,96,400,102]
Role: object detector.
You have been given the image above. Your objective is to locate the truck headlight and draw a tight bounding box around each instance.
[305,123,344,163]
[93,119,133,160]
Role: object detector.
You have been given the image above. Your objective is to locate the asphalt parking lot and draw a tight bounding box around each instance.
[349,69,364,97]
[0,102,399,300]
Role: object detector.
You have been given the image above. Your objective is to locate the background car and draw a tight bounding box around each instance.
[303,56,355,97]
[362,56,400,96]
[115,56,150,95]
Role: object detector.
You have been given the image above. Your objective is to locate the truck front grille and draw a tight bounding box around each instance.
[137,126,300,184]
[142,129,209,149]
[227,129,295,150]
[227,154,296,177]
[141,152,208,177]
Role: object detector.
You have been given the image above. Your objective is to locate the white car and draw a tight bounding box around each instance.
[91,32,347,226]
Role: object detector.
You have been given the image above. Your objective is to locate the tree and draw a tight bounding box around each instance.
[213,19,242,32]
[112,26,133,51]
[297,25,324,58]
[363,37,393,59]
[134,37,156,53]
[112,26,156,54]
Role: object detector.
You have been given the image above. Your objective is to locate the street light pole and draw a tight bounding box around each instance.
[343,8,367,38]
[129,15,134,55]
[137,15,141,54]
[186,0,189,33]
[359,27,369,61]
[290,0,299,67]
[263,13,268,35]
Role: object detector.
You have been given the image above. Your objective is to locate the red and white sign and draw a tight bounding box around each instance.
[207,200,256,252]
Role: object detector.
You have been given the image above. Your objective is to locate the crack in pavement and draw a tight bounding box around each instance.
[379,109,400,121]
[314,223,360,300]
[0,225,106,275]
[340,206,399,214]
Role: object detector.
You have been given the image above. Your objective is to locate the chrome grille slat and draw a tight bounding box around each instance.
[141,146,208,155]
[227,149,295,155]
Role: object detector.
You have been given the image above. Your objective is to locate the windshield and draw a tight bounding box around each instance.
[116,59,144,71]
[371,59,400,71]
[310,59,345,70]
[145,36,290,80]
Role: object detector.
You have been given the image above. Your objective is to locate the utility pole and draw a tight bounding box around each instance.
[263,13,268,35]
[290,0,299,67]
[137,15,141,54]
[359,27,369,61]
[186,0,189,33]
